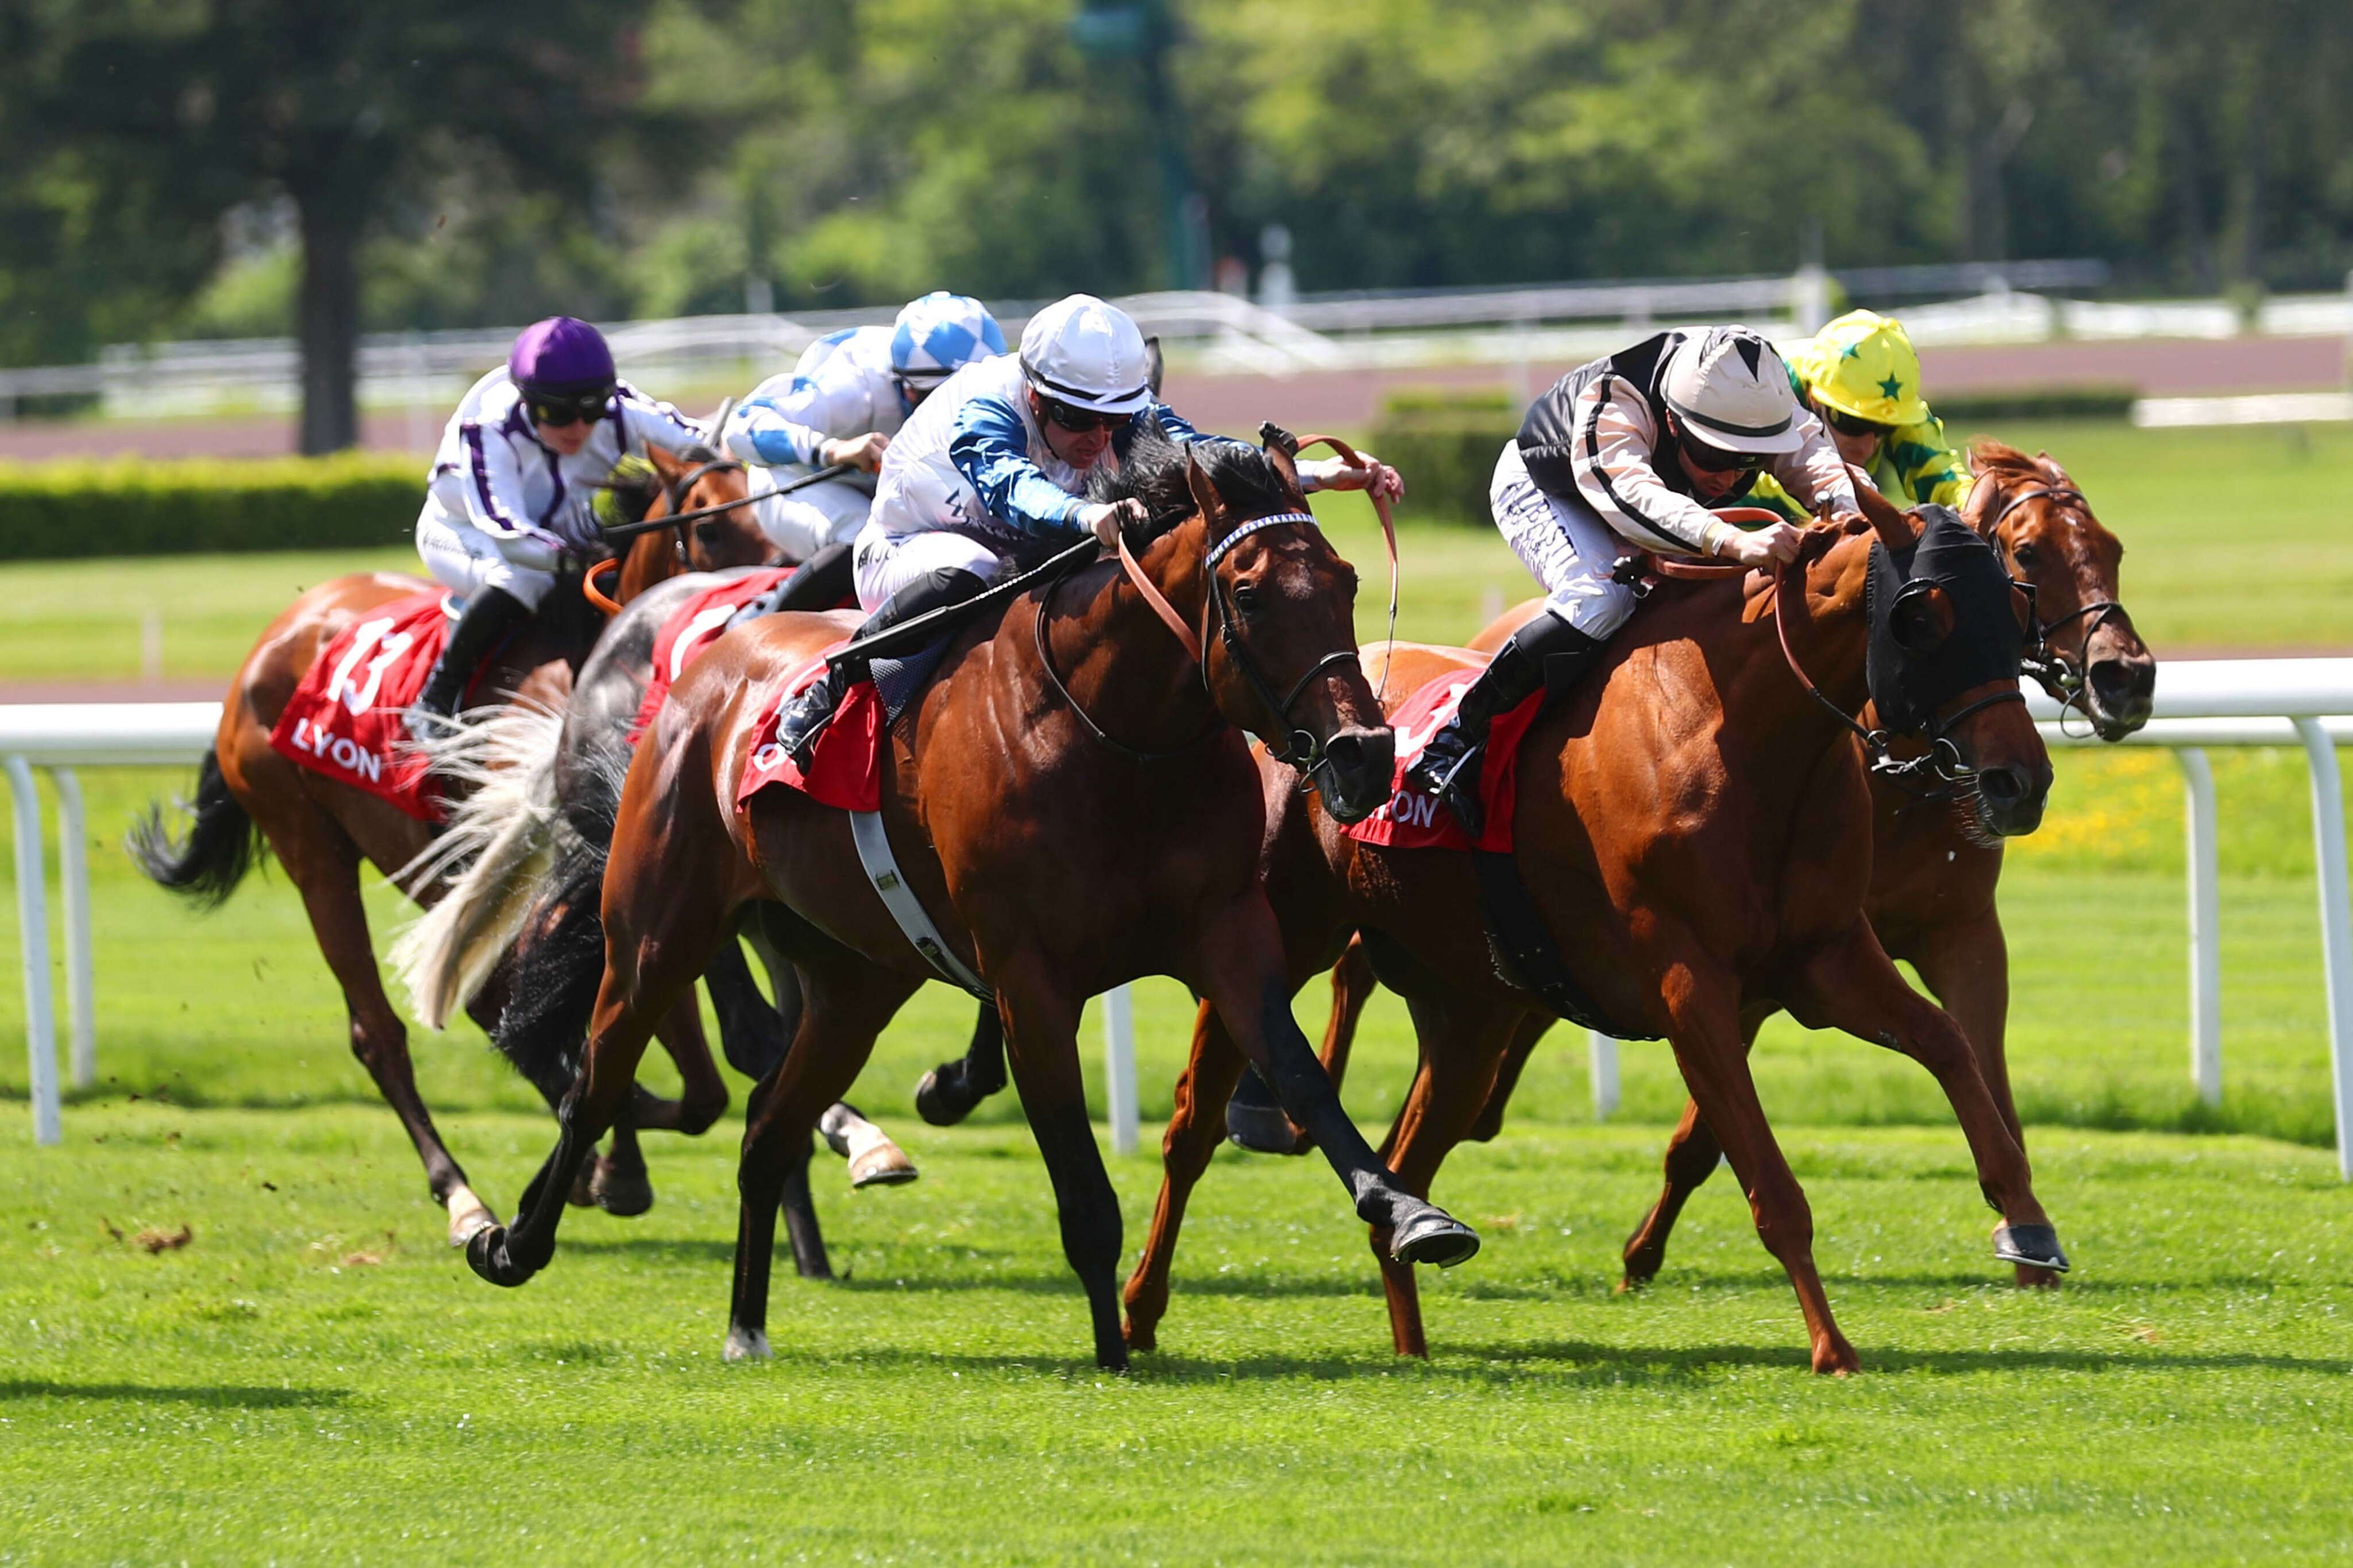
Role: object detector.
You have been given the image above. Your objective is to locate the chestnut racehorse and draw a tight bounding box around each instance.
[462,431,1481,1369]
[1124,491,2062,1373]
[130,446,772,1245]
[1279,441,2154,1293]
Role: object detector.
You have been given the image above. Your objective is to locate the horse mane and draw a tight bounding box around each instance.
[1089,423,1290,539]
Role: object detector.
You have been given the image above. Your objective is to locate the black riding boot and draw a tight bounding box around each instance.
[1403,611,1604,839]
[775,566,989,767]
[404,586,533,740]
[728,542,855,631]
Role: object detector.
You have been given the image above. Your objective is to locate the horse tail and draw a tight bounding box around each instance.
[126,749,263,908]
[387,700,572,1030]
[487,818,613,1099]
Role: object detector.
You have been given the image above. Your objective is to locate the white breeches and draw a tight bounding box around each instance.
[1489,441,1640,640]
[756,470,877,562]
[414,511,556,610]
[850,525,1003,613]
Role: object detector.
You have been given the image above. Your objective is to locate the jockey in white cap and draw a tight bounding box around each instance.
[409,316,708,732]
[719,292,1006,616]
[772,291,1401,764]
[1405,323,1864,836]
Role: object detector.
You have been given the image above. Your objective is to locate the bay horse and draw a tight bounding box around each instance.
[1124,490,2061,1373]
[1276,441,2154,1293]
[129,443,772,1246]
[462,431,1481,1370]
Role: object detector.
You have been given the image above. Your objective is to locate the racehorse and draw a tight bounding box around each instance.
[461,430,1482,1370]
[1123,488,2061,1373]
[129,445,772,1246]
[1271,441,2154,1293]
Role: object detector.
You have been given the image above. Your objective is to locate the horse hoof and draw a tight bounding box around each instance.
[444,1184,497,1249]
[465,1225,535,1288]
[591,1158,655,1218]
[823,1104,919,1188]
[1390,1205,1480,1269]
[1992,1221,2070,1274]
[913,1067,988,1126]
[723,1324,772,1362]
[848,1142,919,1189]
[1224,1099,1302,1156]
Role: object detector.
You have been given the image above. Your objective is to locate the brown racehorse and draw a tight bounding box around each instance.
[462,431,1480,1370]
[1125,490,2061,1373]
[129,446,772,1246]
[1288,441,2154,1293]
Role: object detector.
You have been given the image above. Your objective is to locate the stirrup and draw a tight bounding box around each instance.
[1417,743,1487,838]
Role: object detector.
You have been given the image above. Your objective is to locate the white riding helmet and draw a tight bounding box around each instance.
[890,292,1006,389]
[1659,326,1805,455]
[1019,294,1153,416]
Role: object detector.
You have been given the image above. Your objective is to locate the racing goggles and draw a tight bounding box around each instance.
[1823,407,1895,439]
[1681,435,1768,474]
[1039,396,1129,434]
[527,388,613,428]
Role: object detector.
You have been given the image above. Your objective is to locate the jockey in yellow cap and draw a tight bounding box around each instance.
[1752,308,1968,523]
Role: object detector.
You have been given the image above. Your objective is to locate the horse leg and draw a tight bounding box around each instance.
[1661,972,1858,1374]
[1263,934,1382,1157]
[1364,991,1519,1357]
[726,959,917,1359]
[913,1002,1008,1126]
[1791,923,2065,1284]
[1619,999,1770,1289]
[1121,997,1251,1352]
[1899,910,2052,1287]
[266,800,488,1246]
[731,913,852,1273]
[1190,895,1478,1269]
[1464,1011,1550,1144]
[641,993,730,1135]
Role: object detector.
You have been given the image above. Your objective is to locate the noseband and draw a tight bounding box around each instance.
[1977,481,2136,724]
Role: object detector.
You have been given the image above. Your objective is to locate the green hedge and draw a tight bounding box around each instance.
[1366,388,1519,526]
[1929,384,2139,423]
[0,452,424,559]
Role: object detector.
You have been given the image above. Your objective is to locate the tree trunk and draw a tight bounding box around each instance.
[295,191,361,455]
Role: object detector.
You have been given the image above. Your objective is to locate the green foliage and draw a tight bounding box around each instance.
[0,455,421,561]
[1367,388,1519,527]
[1932,386,2140,422]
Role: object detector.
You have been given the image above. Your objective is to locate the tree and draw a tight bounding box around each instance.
[27,2,659,452]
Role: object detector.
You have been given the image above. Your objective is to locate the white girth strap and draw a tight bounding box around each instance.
[847,810,992,999]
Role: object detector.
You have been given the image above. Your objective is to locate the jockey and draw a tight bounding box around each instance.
[409,317,708,732]
[1406,324,1864,836]
[719,292,1006,616]
[772,292,1399,763]
[1752,308,1968,522]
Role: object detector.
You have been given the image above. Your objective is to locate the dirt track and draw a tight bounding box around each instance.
[1,334,2341,463]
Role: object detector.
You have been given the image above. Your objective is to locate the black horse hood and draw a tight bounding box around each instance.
[1864,504,2024,734]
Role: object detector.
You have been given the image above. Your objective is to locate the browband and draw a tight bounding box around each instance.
[1205,511,1318,569]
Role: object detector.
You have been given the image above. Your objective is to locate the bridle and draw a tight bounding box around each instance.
[1974,480,2135,728]
[1036,432,1401,804]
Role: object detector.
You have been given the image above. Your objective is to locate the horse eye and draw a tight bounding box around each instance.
[2011,541,2039,569]
[1232,584,1261,615]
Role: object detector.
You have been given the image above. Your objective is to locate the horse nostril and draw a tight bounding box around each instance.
[2088,656,2154,709]
[1321,726,1392,786]
[1978,764,2027,805]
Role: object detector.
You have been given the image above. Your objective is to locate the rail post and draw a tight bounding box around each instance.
[1589,1030,1620,1119]
[5,756,59,1145]
[2176,748,2222,1103]
[2293,719,2353,1179]
[1103,983,1138,1156]
[50,767,93,1089]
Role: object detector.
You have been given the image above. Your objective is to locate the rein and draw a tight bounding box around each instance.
[1974,480,2135,725]
[594,461,855,542]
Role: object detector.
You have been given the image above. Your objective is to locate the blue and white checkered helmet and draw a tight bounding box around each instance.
[890,292,1006,389]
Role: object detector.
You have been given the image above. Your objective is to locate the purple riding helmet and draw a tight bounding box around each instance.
[509,317,616,422]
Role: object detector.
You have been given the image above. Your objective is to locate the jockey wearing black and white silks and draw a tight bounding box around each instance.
[1406,325,1866,837]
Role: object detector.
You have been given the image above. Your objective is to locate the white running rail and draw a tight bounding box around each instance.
[6,664,2350,1172]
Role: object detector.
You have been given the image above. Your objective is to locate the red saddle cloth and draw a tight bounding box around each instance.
[735,642,884,813]
[1343,664,1546,854]
[265,590,454,823]
[626,566,797,745]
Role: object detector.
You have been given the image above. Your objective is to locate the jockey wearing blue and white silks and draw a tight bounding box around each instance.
[408,316,708,729]
[769,292,1402,764]
[720,292,1006,564]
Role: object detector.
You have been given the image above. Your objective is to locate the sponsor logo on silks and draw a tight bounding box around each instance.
[1381,787,1442,829]
[287,717,387,783]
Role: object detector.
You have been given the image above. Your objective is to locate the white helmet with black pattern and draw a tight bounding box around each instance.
[1018,294,1153,416]
[1660,326,1805,455]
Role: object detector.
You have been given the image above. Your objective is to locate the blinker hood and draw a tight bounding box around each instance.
[1864,504,2024,734]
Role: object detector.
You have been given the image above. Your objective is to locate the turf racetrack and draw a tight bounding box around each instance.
[1,417,2350,1561]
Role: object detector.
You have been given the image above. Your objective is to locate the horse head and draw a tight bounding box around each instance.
[1860,499,2053,841]
[1102,428,1394,822]
[1966,441,2155,740]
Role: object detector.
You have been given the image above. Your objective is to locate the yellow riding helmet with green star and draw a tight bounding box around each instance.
[1793,309,1930,428]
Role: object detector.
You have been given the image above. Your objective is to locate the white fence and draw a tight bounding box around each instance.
[7,665,2352,1172]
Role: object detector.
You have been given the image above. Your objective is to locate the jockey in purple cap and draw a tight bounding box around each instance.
[407,316,710,733]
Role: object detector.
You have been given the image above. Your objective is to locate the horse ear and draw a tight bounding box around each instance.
[1850,470,1917,553]
[1183,445,1224,528]
[1262,439,1309,509]
[644,446,687,482]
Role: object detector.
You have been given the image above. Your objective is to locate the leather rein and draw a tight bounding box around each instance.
[1036,432,1401,801]
[1974,480,2136,727]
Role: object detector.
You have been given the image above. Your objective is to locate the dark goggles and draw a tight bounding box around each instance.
[1039,396,1128,434]
[527,388,613,427]
[1823,406,1894,439]
[1681,435,1767,474]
